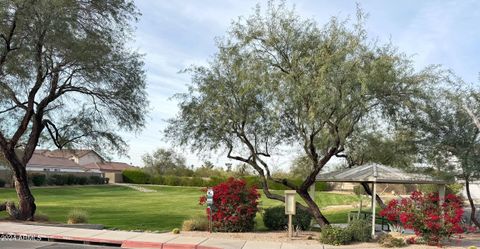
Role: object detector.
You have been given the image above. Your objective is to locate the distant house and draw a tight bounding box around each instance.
[43,149,105,166]
[28,151,90,173]
[83,161,136,183]
[83,161,135,173]
[0,149,136,185]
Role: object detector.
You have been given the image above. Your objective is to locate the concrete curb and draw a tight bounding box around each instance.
[0,231,223,249]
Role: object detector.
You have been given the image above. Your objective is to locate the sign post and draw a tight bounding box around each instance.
[284,190,296,239]
[206,188,214,233]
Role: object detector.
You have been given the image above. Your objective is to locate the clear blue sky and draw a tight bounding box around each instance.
[117,0,480,168]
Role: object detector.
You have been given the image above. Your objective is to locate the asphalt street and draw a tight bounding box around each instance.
[0,240,119,249]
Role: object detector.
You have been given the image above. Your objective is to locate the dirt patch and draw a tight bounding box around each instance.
[181,230,320,244]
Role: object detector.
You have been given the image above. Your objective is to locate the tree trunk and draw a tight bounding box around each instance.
[465,179,480,229]
[14,175,36,220]
[2,151,36,220]
[361,182,386,209]
[297,189,330,227]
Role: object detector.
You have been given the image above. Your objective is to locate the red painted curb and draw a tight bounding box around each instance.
[0,231,223,249]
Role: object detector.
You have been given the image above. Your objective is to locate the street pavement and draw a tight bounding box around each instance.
[0,240,118,249]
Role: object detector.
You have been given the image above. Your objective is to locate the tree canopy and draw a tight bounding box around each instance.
[0,0,147,157]
[166,2,440,226]
[0,0,147,220]
[142,148,189,176]
[411,87,480,228]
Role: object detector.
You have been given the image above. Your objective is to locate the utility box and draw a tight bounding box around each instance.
[284,190,296,215]
[284,190,296,239]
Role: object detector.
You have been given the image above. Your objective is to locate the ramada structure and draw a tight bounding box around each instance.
[316,163,451,237]
[0,149,136,185]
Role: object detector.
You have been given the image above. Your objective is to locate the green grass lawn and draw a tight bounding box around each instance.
[0,185,364,231]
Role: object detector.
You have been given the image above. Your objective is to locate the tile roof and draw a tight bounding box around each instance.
[29,149,133,172]
[43,149,98,159]
[27,153,82,169]
[83,162,136,172]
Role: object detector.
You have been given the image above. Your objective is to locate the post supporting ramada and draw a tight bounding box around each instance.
[438,184,446,207]
[371,173,377,237]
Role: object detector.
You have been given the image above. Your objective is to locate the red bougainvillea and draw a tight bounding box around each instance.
[199,177,260,232]
[380,191,465,246]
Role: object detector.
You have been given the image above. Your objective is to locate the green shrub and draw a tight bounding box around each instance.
[417,184,436,193]
[88,175,104,184]
[241,176,261,188]
[347,219,371,242]
[263,206,312,231]
[189,177,205,187]
[149,175,207,187]
[123,169,150,184]
[446,183,463,195]
[0,178,5,187]
[77,176,88,185]
[319,226,353,245]
[353,185,367,196]
[163,175,181,186]
[316,182,332,191]
[122,170,331,190]
[66,174,78,185]
[150,175,164,185]
[172,228,180,234]
[67,209,88,224]
[47,174,99,186]
[207,176,228,186]
[178,177,191,186]
[30,174,46,186]
[48,174,67,185]
[240,177,331,191]
[182,216,209,231]
[377,234,406,248]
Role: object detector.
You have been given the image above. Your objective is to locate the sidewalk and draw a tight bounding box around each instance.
[0,222,379,249]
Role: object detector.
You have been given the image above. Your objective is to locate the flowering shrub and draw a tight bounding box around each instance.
[199,177,260,232]
[380,191,464,246]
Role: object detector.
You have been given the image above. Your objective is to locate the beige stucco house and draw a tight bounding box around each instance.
[0,149,136,185]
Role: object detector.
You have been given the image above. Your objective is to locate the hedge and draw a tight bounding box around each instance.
[30,173,47,186]
[150,175,206,187]
[31,174,104,186]
[48,174,66,185]
[121,171,332,191]
[240,176,332,191]
[123,169,150,184]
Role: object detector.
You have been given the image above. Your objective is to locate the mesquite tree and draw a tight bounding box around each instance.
[166,3,438,227]
[413,89,480,229]
[0,0,147,220]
